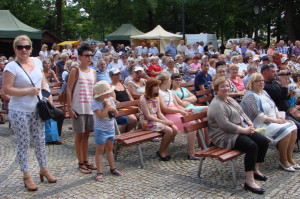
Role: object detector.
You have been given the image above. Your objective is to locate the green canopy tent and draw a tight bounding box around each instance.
[0,10,42,39]
[105,24,143,46]
[0,10,42,57]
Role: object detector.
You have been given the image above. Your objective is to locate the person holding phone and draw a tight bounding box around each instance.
[3,35,57,191]
[66,44,97,174]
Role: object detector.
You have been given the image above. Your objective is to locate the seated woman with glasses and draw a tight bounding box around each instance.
[208,76,269,194]
[240,73,299,172]
[170,73,208,113]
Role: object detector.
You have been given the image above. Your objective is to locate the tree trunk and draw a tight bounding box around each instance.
[285,0,296,42]
[55,0,62,39]
[276,14,280,42]
[267,20,271,48]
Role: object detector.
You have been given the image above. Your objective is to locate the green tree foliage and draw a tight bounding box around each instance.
[1,0,300,42]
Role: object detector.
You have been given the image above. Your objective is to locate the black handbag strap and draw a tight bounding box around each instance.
[15,60,41,101]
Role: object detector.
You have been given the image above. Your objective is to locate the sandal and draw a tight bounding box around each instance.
[78,163,92,174]
[110,168,124,176]
[83,161,97,170]
[95,173,104,182]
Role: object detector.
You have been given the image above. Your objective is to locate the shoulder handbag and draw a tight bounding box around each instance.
[15,61,55,121]
[58,67,79,103]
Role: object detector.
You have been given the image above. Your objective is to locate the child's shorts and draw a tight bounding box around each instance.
[94,129,115,145]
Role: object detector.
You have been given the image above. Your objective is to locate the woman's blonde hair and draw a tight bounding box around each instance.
[246,72,264,90]
[213,76,230,92]
[229,64,239,70]
[64,60,73,71]
[13,35,32,49]
[157,73,170,85]
[41,44,48,50]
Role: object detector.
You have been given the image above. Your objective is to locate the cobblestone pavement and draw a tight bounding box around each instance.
[1,119,300,199]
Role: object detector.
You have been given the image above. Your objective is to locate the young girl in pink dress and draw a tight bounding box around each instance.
[157,74,199,160]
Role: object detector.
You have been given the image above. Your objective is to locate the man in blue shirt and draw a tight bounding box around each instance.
[194,60,212,92]
[95,60,111,83]
[276,40,288,55]
[165,39,176,59]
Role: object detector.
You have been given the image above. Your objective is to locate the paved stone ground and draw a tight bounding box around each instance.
[1,119,300,199]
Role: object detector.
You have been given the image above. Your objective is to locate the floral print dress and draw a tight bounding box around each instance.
[139,96,166,132]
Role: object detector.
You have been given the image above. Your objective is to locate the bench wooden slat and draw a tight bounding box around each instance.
[195,89,214,96]
[123,132,163,145]
[194,146,218,157]
[115,129,148,140]
[210,148,233,158]
[181,112,207,123]
[200,147,223,157]
[197,96,213,103]
[183,121,208,133]
[218,150,244,162]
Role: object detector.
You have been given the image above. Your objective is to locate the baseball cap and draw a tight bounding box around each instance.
[134,66,143,72]
[109,68,121,75]
[281,57,289,64]
[288,83,300,93]
[113,54,119,59]
[253,57,260,61]
[91,42,97,45]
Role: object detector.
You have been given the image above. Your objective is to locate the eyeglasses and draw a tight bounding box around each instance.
[16,45,31,50]
[83,54,93,57]
[174,78,182,81]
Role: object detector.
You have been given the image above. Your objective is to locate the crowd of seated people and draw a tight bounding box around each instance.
[2,36,300,194]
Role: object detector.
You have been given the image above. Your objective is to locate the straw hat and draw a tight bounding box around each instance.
[93,81,115,98]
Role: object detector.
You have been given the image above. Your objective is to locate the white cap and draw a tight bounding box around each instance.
[134,66,144,72]
[281,57,289,64]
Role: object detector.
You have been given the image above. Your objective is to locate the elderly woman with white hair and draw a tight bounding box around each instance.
[147,56,162,78]
[162,57,179,76]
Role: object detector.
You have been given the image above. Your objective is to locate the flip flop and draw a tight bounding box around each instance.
[83,161,97,170]
[110,168,124,176]
[78,163,92,174]
[96,173,104,182]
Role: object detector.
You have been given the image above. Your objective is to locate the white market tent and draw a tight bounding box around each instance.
[130,25,182,53]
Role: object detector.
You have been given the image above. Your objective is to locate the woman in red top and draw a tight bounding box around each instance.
[228,64,246,92]
[147,56,162,78]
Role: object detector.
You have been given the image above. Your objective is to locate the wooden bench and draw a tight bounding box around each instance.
[181,111,244,188]
[49,82,62,89]
[114,100,163,168]
[180,81,194,92]
[195,89,214,105]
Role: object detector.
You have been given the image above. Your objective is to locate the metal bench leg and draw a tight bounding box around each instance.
[197,157,204,177]
[230,160,237,188]
[137,144,145,169]
[114,142,118,160]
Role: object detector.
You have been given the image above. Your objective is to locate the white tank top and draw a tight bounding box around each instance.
[72,67,95,115]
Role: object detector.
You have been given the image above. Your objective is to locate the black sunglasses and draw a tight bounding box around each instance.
[16,45,31,50]
[83,54,93,57]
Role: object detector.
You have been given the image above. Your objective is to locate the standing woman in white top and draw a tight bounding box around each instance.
[39,44,48,61]
[3,35,57,191]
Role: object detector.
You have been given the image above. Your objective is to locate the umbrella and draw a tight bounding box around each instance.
[57,41,80,46]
